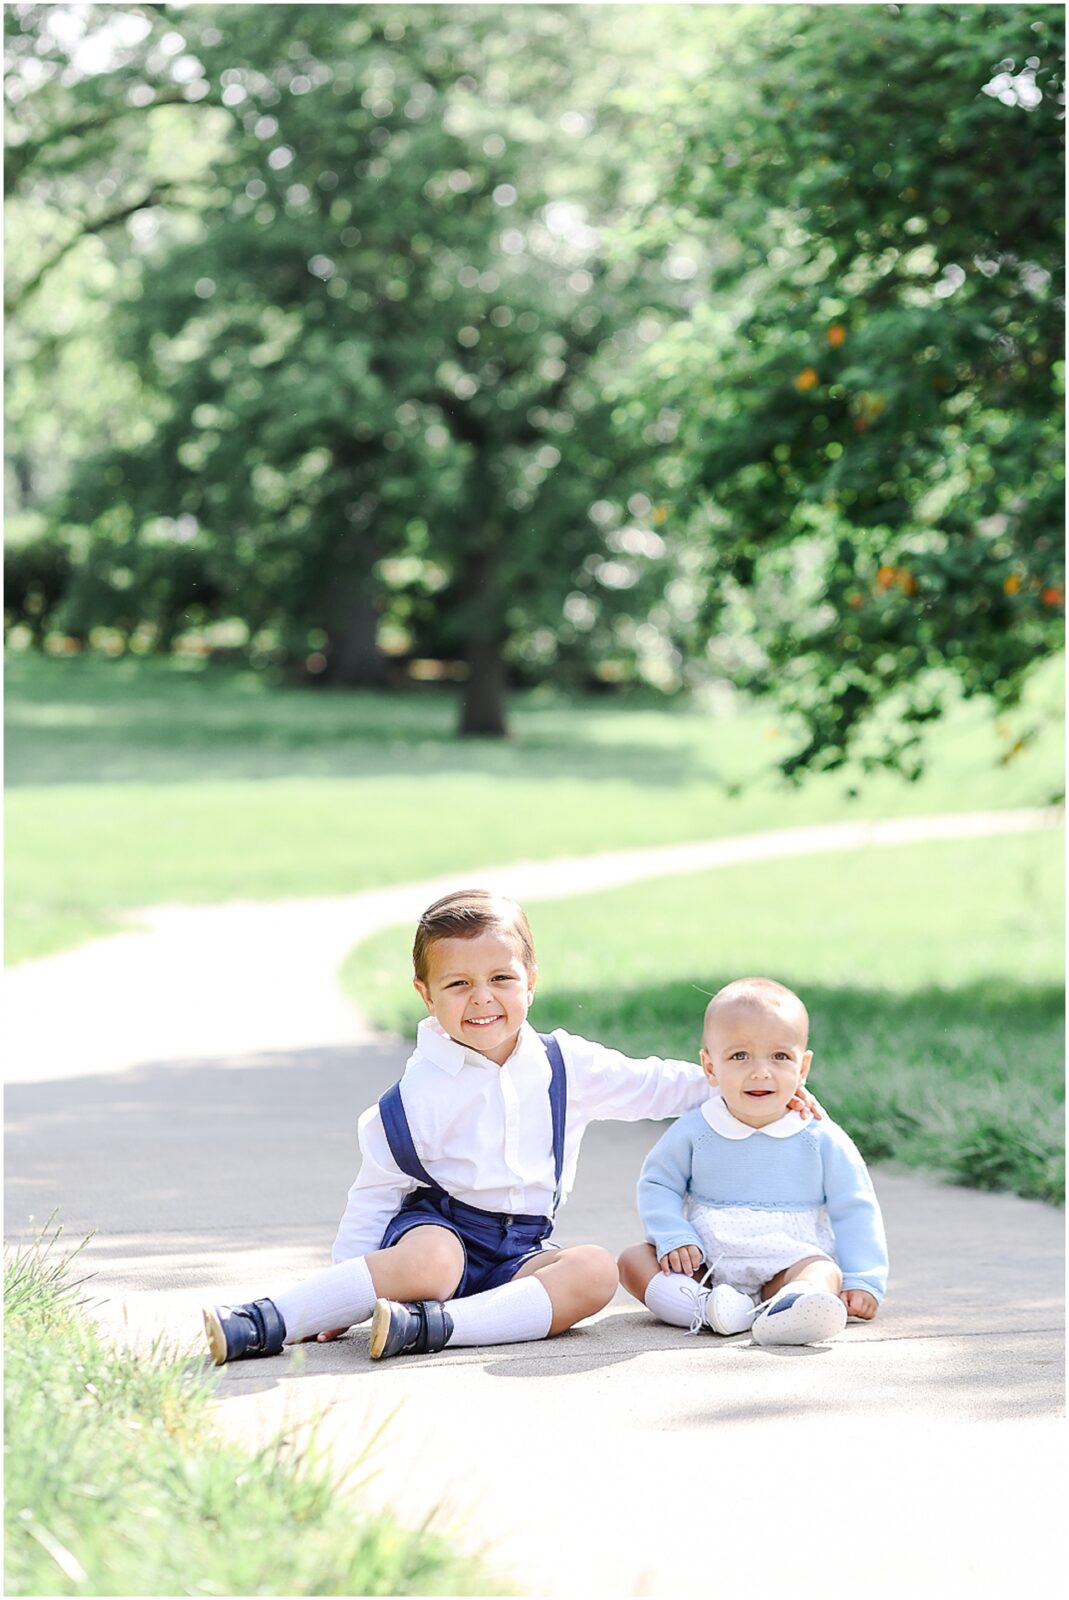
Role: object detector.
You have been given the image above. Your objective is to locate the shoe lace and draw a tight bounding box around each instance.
[685,1255,722,1336]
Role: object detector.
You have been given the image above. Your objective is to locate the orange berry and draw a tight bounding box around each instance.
[794,367,819,392]
[1041,585,1064,606]
[876,565,897,591]
[1003,574,1021,595]
[827,324,846,347]
[652,504,668,526]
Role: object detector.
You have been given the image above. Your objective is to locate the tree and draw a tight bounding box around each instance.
[625,2,1064,775]
[15,3,688,728]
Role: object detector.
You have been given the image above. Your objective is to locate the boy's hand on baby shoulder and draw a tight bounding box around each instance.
[840,1291,877,1320]
[659,1245,703,1277]
[789,1083,824,1119]
[292,1327,350,1343]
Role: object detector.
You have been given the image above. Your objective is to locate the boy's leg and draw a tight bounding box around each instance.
[510,1243,619,1335]
[277,1225,465,1341]
[205,1226,465,1361]
[369,1243,619,1359]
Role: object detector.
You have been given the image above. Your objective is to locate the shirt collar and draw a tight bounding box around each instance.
[416,1015,527,1074]
[700,1095,808,1140]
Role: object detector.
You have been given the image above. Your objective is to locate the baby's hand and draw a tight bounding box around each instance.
[290,1326,349,1344]
[789,1084,824,1120]
[659,1245,703,1277]
[841,1291,878,1321]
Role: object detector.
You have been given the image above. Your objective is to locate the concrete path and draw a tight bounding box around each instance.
[4,808,1065,1597]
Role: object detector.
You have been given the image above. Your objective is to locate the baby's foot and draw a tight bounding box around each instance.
[697,1283,757,1336]
[751,1283,847,1347]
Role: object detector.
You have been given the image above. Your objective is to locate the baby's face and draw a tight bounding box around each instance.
[700,997,812,1128]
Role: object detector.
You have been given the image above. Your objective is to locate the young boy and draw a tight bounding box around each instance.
[204,894,820,1364]
[618,977,887,1346]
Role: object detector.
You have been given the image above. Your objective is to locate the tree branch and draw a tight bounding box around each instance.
[5,184,181,316]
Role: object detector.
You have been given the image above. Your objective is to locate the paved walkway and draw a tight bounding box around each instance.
[4,808,1065,1596]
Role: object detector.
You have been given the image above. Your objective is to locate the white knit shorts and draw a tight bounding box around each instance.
[689,1202,837,1298]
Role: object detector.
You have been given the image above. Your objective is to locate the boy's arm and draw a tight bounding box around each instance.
[330,1105,418,1264]
[637,1120,705,1262]
[556,1029,710,1123]
[820,1125,889,1304]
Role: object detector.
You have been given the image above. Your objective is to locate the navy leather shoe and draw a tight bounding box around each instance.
[203,1298,287,1365]
[368,1297,453,1360]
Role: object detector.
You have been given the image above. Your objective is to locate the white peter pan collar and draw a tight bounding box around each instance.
[700,1094,808,1140]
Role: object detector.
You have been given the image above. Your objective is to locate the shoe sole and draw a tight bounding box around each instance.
[752,1293,847,1347]
[368,1298,392,1360]
[202,1307,228,1366]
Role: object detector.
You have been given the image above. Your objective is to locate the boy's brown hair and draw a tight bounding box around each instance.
[412,890,537,983]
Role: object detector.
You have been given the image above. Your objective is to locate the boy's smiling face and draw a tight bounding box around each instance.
[414,929,536,1066]
[700,994,813,1129]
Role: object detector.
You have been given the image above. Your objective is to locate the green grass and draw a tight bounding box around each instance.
[342,832,1064,1203]
[4,1224,507,1598]
[5,651,1063,964]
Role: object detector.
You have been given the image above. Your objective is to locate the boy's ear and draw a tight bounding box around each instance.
[413,977,433,1014]
[799,1049,813,1081]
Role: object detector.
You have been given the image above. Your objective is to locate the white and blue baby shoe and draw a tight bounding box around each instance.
[751,1282,847,1347]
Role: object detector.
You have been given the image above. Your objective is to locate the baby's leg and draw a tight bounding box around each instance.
[617,1242,664,1305]
[759,1253,842,1302]
[620,1241,757,1335]
[751,1254,846,1347]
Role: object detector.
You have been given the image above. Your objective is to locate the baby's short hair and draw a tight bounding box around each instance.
[704,977,809,1042]
[412,889,537,984]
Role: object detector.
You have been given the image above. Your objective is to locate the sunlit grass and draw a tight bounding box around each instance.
[3,1222,508,1598]
[5,653,1062,964]
[342,832,1064,1203]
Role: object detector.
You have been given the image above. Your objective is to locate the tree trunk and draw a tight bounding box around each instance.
[321,571,386,687]
[459,634,509,736]
[457,541,509,737]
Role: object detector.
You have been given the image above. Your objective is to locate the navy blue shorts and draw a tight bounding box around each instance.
[379,1190,558,1298]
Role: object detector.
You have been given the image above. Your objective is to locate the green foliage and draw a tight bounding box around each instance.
[6,3,686,721]
[4,1222,508,1597]
[4,4,1064,762]
[623,2,1065,775]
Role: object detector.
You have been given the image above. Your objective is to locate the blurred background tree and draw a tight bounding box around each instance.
[4,3,1063,764]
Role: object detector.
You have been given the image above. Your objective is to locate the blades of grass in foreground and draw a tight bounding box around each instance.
[4,1222,511,1597]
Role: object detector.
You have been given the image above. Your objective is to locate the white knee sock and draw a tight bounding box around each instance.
[272,1256,376,1342]
[644,1271,703,1329]
[441,1277,553,1348]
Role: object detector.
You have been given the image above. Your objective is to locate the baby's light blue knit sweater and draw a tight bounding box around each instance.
[639,1108,889,1301]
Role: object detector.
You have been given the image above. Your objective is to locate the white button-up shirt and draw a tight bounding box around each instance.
[331,1017,710,1262]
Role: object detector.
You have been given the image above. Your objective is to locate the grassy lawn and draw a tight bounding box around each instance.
[5,651,1063,964]
[4,1228,506,1597]
[342,831,1065,1202]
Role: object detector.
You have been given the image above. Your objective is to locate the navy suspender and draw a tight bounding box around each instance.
[378,1033,568,1216]
[379,1080,439,1190]
[538,1032,567,1217]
